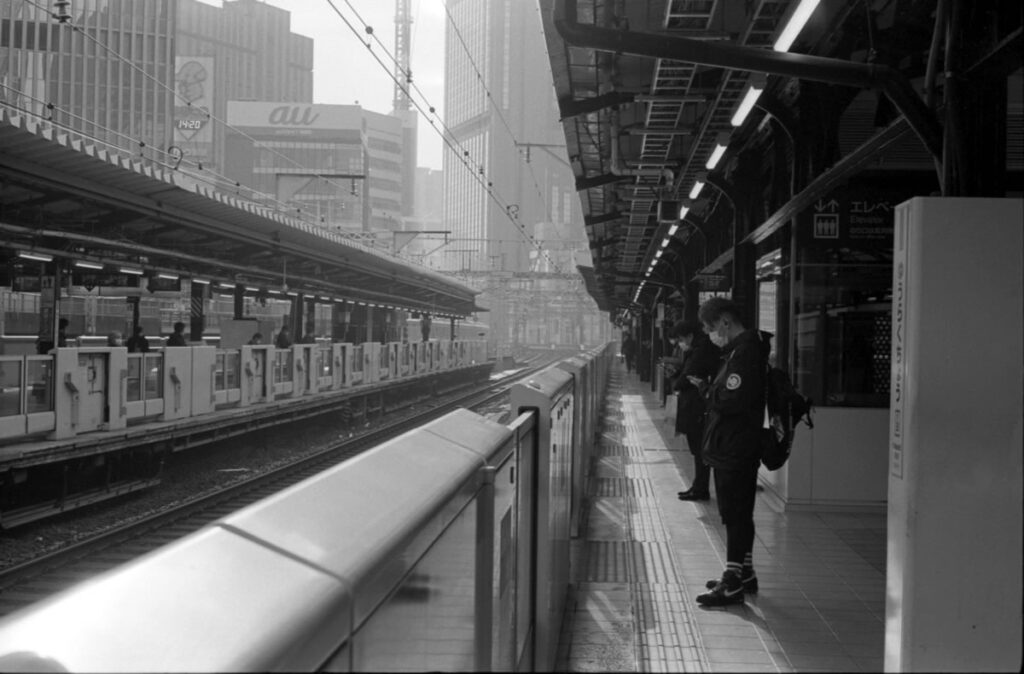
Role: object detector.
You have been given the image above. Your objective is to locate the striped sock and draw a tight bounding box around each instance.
[726,561,743,578]
[743,553,755,577]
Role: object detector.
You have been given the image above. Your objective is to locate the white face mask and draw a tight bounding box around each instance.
[707,323,729,348]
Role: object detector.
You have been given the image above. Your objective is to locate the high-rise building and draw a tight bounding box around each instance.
[441,0,582,275]
[0,0,176,155]
[175,0,313,177]
[441,0,601,347]
[223,102,404,233]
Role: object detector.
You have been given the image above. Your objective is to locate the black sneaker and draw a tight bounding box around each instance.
[697,570,745,606]
[705,571,758,594]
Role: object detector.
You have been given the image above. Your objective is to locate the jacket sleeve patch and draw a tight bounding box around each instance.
[725,373,742,390]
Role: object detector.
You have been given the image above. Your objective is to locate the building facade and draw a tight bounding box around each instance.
[223,102,404,233]
[441,0,583,275]
[175,0,313,178]
[0,0,176,155]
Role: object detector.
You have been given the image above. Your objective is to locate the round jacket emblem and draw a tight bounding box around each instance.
[725,373,742,390]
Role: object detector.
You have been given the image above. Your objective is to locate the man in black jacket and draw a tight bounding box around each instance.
[695,297,769,606]
[671,320,720,501]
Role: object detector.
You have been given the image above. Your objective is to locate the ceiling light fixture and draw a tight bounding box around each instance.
[661,238,671,248]
[191,278,210,285]
[705,132,730,170]
[774,0,821,52]
[17,251,53,263]
[689,180,705,200]
[668,224,679,237]
[731,74,767,126]
[119,267,144,276]
[157,273,179,280]
[73,260,104,270]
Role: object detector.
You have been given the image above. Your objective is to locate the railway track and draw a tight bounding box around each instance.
[0,356,558,619]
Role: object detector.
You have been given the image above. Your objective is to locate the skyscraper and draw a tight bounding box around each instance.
[441,0,581,275]
[0,0,176,156]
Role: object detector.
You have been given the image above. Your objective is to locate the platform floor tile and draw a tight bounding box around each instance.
[556,365,886,673]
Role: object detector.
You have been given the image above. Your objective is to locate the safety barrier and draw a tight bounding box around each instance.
[0,343,615,672]
[0,339,489,444]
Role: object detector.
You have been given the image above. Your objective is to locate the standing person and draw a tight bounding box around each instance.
[166,321,188,346]
[274,325,293,349]
[126,325,150,353]
[672,320,720,502]
[695,297,768,606]
[621,333,637,373]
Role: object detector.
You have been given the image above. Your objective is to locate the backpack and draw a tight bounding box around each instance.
[760,341,814,471]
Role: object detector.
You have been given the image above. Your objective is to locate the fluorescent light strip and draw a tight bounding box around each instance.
[774,0,820,52]
[191,278,210,285]
[689,181,705,199]
[74,260,104,270]
[655,250,663,259]
[706,143,727,170]
[661,238,670,248]
[679,205,690,219]
[157,273,179,280]
[18,251,53,262]
[119,267,144,276]
[668,224,679,237]
[731,82,765,126]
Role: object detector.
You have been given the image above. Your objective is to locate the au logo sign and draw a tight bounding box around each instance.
[813,213,839,238]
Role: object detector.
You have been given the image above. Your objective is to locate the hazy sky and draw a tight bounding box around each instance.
[262,0,448,169]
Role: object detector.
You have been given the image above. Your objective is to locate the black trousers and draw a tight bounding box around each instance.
[713,464,759,566]
[685,427,710,494]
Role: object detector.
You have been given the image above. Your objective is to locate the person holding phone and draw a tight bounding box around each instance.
[670,320,720,502]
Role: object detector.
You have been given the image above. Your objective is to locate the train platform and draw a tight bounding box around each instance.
[555,363,887,673]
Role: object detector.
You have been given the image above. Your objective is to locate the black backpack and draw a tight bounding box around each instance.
[760,340,814,471]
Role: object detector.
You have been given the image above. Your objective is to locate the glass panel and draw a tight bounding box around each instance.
[793,258,891,407]
[144,354,163,399]
[26,358,53,414]
[0,358,24,417]
[214,353,226,391]
[319,346,332,377]
[126,355,142,402]
[225,352,240,389]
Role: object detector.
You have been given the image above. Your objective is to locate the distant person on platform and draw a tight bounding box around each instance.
[36,318,70,354]
[275,326,293,349]
[248,332,264,345]
[166,322,188,346]
[671,320,720,502]
[621,333,637,373]
[107,331,124,347]
[126,325,150,353]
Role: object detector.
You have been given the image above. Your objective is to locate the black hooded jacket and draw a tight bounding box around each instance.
[700,329,771,470]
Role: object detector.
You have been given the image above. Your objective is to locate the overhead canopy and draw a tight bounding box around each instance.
[0,109,484,317]
[539,0,1021,314]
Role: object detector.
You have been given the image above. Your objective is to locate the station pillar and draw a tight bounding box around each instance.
[233,286,245,319]
[189,281,206,342]
[885,197,1022,672]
